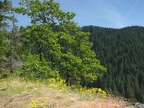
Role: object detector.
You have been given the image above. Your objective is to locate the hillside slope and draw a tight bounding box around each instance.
[82,26,144,103]
[0,77,132,108]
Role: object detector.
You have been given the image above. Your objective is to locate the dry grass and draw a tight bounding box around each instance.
[0,77,130,108]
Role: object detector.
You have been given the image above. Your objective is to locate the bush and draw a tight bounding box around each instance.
[0,70,10,78]
[21,54,60,79]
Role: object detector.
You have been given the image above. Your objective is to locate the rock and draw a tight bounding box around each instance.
[132,102,144,108]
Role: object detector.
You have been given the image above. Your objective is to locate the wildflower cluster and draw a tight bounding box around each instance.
[30,100,40,108]
[30,97,49,108]
[28,77,107,107]
[48,78,66,88]
[80,87,107,98]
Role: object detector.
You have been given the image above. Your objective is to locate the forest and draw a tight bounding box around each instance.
[82,26,144,103]
[0,0,144,104]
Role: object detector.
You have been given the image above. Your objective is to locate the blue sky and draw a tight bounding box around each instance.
[12,0,144,28]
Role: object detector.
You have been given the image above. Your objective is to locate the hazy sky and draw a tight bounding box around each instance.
[12,0,144,28]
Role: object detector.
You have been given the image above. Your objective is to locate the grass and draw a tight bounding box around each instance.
[0,76,130,108]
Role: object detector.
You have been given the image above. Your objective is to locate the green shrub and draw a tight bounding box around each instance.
[0,70,10,78]
[21,54,60,79]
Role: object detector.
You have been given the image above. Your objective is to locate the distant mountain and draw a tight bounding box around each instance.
[82,25,144,103]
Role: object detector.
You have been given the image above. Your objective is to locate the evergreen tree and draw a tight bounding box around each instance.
[14,0,106,85]
[0,0,20,73]
[0,0,12,56]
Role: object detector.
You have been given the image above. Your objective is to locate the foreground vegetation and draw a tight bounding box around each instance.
[0,0,106,86]
[0,75,129,108]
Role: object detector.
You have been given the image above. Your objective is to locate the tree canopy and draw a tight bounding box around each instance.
[1,0,106,85]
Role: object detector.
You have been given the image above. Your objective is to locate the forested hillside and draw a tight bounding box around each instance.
[82,26,144,103]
